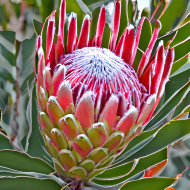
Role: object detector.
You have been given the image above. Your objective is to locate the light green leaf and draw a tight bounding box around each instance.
[170,22,190,47]
[171,55,189,75]
[159,0,189,36]
[173,38,190,62]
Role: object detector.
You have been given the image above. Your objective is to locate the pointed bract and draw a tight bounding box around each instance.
[75,91,94,132]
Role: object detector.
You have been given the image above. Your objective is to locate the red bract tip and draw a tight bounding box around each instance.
[115,33,124,56]
[151,42,165,95]
[78,15,90,49]
[121,25,134,64]
[137,20,161,77]
[46,13,55,66]
[109,0,121,51]
[67,13,77,54]
[129,17,148,67]
[157,48,174,99]
[96,6,106,47]
[56,0,66,63]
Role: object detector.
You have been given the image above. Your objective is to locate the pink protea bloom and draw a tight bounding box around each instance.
[35,0,174,184]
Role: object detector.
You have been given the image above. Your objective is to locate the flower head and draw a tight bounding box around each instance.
[35,0,174,184]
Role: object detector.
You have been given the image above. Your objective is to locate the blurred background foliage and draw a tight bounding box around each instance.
[0,0,190,189]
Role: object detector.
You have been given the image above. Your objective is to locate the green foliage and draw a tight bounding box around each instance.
[0,177,61,190]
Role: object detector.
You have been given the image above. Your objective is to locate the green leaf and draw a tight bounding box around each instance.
[118,0,135,41]
[0,177,61,190]
[174,38,190,62]
[172,91,190,118]
[165,68,190,102]
[102,23,111,48]
[120,177,176,190]
[65,0,84,35]
[0,31,15,44]
[152,31,176,56]
[145,81,190,130]
[25,84,53,166]
[93,148,168,186]
[150,0,168,20]
[95,160,135,180]
[33,19,42,35]
[82,0,112,11]
[23,0,35,4]
[41,18,48,59]
[177,13,190,27]
[170,22,190,47]
[90,7,100,39]
[113,128,158,166]
[133,19,152,71]
[126,119,190,163]
[159,0,189,36]
[0,150,54,174]
[0,132,13,150]
[0,72,15,83]
[40,0,54,22]
[0,44,16,66]
[171,55,189,75]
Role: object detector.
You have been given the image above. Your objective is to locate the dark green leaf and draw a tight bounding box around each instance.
[120,177,175,190]
[90,7,100,39]
[33,19,42,35]
[41,19,48,59]
[93,148,168,186]
[0,150,54,174]
[165,68,190,102]
[0,133,12,150]
[40,0,54,22]
[95,160,135,180]
[145,81,190,130]
[0,177,61,190]
[0,31,15,44]
[0,72,15,84]
[82,0,112,11]
[172,91,190,118]
[113,128,158,166]
[171,55,189,75]
[25,84,53,166]
[126,119,190,163]
[118,0,134,41]
[0,44,16,66]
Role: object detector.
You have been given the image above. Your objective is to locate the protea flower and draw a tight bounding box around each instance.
[35,0,174,189]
